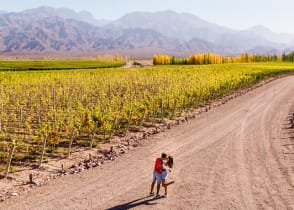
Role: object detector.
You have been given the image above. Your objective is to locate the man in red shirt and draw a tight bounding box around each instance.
[150,153,167,197]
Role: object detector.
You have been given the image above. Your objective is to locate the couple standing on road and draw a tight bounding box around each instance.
[150,153,175,198]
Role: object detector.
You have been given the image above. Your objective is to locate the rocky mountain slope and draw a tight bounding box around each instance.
[0,7,293,57]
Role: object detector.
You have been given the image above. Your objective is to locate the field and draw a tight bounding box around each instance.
[0,59,125,71]
[0,62,294,173]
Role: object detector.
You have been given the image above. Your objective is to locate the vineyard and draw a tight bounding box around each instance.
[0,62,294,175]
[0,57,125,71]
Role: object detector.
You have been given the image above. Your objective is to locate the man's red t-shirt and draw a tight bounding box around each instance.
[154,158,162,173]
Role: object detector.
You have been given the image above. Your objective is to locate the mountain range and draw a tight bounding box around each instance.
[0,6,293,58]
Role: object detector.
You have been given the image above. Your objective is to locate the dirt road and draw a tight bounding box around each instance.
[1,76,294,210]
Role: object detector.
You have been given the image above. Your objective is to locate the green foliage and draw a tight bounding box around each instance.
[282,51,294,62]
[0,59,125,71]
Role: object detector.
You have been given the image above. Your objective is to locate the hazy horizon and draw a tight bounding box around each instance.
[0,0,293,34]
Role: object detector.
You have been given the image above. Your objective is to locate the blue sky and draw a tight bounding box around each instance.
[0,0,293,33]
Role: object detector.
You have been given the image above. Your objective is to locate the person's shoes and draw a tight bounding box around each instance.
[149,192,154,196]
[155,194,161,198]
[163,194,168,198]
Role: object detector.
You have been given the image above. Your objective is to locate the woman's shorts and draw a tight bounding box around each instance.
[162,171,168,179]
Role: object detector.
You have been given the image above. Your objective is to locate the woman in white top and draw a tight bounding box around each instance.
[161,156,175,197]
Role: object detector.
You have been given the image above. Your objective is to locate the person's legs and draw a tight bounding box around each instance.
[162,179,167,195]
[162,180,175,196]
[161,171,168,195]
[154,172,162,196]
[150,181,155,195]
[156,183,161,196]
[150,172,156,195]
[164,180,175,187]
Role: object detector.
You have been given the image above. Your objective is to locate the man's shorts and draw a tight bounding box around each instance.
[152,171,162,184]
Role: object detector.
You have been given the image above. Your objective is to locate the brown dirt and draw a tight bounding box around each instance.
[1,76,294,210]
[122,60,153,68]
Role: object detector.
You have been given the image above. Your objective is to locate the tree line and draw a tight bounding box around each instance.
[153,52,294,65]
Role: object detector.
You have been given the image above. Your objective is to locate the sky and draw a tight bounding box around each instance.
[0,0,293,33]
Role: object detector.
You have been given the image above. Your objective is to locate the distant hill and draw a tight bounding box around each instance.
[0,10,183,58]
[246,46,280,55]
[106,10,229,42]
[107,10,291,53]
[20,6,109,26]
[0,7,293,58]
[246,25,294,44]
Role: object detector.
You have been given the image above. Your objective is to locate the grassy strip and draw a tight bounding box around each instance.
[0,59,125,71]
